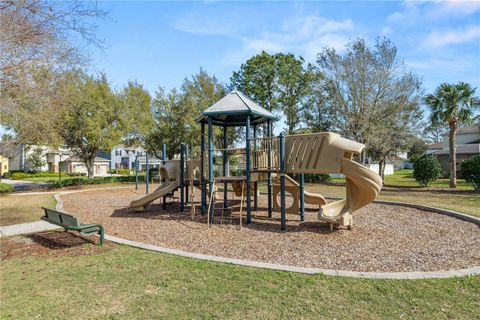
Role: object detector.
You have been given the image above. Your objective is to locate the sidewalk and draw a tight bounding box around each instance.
[0,221,60,237]
[0,179,51,191]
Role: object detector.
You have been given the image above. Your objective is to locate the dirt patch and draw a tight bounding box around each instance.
[0,231,115,260]
[60,186,480,272]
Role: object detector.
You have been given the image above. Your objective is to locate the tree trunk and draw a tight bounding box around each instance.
[85,160,94,178]
[448,121,457,188]
[378,158,385,182]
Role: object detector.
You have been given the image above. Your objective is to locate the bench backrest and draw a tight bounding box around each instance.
[42,207,80,227]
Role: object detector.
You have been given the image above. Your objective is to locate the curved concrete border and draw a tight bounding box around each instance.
[52,188,480,279]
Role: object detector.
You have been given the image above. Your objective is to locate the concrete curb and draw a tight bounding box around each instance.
[52,188,480,279]
[104,234,480,279]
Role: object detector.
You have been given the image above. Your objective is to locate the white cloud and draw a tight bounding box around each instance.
[242,14,353,65]
[424,25,480,48]
[387,0,480,23]
[173,11,355,66]
[431,0,480,18]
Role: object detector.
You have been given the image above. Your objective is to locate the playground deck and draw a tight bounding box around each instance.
[60,186,480,273]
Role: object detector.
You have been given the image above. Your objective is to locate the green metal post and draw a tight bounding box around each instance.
[253,125,258,211]
[135,155,138,191]
[279,133,286,231]
[180,143,185,212]
[223,126,228,209]
[146,153,149,194]
[267,120,273,218]
[200,123,206,215]
[208,117,214,223]
[300,173,305,221]
[185,144,189,205]
[162,144,167,209]
[246,115,252,224]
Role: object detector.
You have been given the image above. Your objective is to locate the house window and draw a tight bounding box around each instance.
[115,150,122,156]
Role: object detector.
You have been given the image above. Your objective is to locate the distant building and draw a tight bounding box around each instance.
[110,145,162,170]
[59,156,111,176]
[0,141,166,176]
[0,142,69,173]
[425,142,443,156]
[428,125,480,173]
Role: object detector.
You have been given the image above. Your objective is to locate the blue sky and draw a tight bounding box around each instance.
[91,0,480,96]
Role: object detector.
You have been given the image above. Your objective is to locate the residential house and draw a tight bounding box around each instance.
[110,146,162,170]
[0,142,67,172]
[425,142,443,156]
[59,156,111,176]
[430,125,480,173]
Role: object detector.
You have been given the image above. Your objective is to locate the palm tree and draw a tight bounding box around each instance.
[425,82,480,188]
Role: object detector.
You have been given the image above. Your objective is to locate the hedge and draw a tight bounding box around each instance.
[0,182,13,193]
[50,175,145,188]
[11,171,86,180]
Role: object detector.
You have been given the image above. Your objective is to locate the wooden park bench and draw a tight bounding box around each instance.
[41,207,105,245]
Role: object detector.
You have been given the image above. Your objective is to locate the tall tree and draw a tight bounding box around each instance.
[276,53,312,134]
[316,37,423,175]
[145,87,184,159]
[120,81,154,146]
[57,72,124,178]
[301,66,337,132]
[0,0,105,144]
[145,69,227,159]
[424,82,480,188]
[230,51,279,130]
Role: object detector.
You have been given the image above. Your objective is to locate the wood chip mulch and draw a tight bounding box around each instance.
[60,186,480,272]
[0,231,115,260]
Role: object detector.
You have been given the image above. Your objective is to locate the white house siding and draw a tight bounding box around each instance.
[110,146,146,170]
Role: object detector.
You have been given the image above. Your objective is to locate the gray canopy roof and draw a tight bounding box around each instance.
[195,90,276,127]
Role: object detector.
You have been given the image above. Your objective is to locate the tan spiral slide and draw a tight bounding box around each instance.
[283,132,383,229]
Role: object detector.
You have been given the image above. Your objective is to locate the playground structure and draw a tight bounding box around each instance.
[130,90,383,230]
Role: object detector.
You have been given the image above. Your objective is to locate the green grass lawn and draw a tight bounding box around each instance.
[0,194,56,226]
[331,169,472,189]
[1,242,479,320]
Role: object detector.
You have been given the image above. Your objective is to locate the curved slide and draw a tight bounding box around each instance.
[319,158,382,229]
[282,132,383,229]
[130,160,180,211]
[130,180,179,211]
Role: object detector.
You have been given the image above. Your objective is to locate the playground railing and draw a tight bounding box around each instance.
[250,136,280,172]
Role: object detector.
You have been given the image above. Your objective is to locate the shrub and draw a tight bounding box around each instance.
[12,172,60,180]
[3,172,11,179]
[149,167,159,177]
[0,182,13,193]
[413,156,442,187]
[50,175,145,188]
[460,155,480,192]
[303,174,331,183]
[109,168,131,175]
[68,172,87,176]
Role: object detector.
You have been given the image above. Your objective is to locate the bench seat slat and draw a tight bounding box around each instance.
[41,207,104,245]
